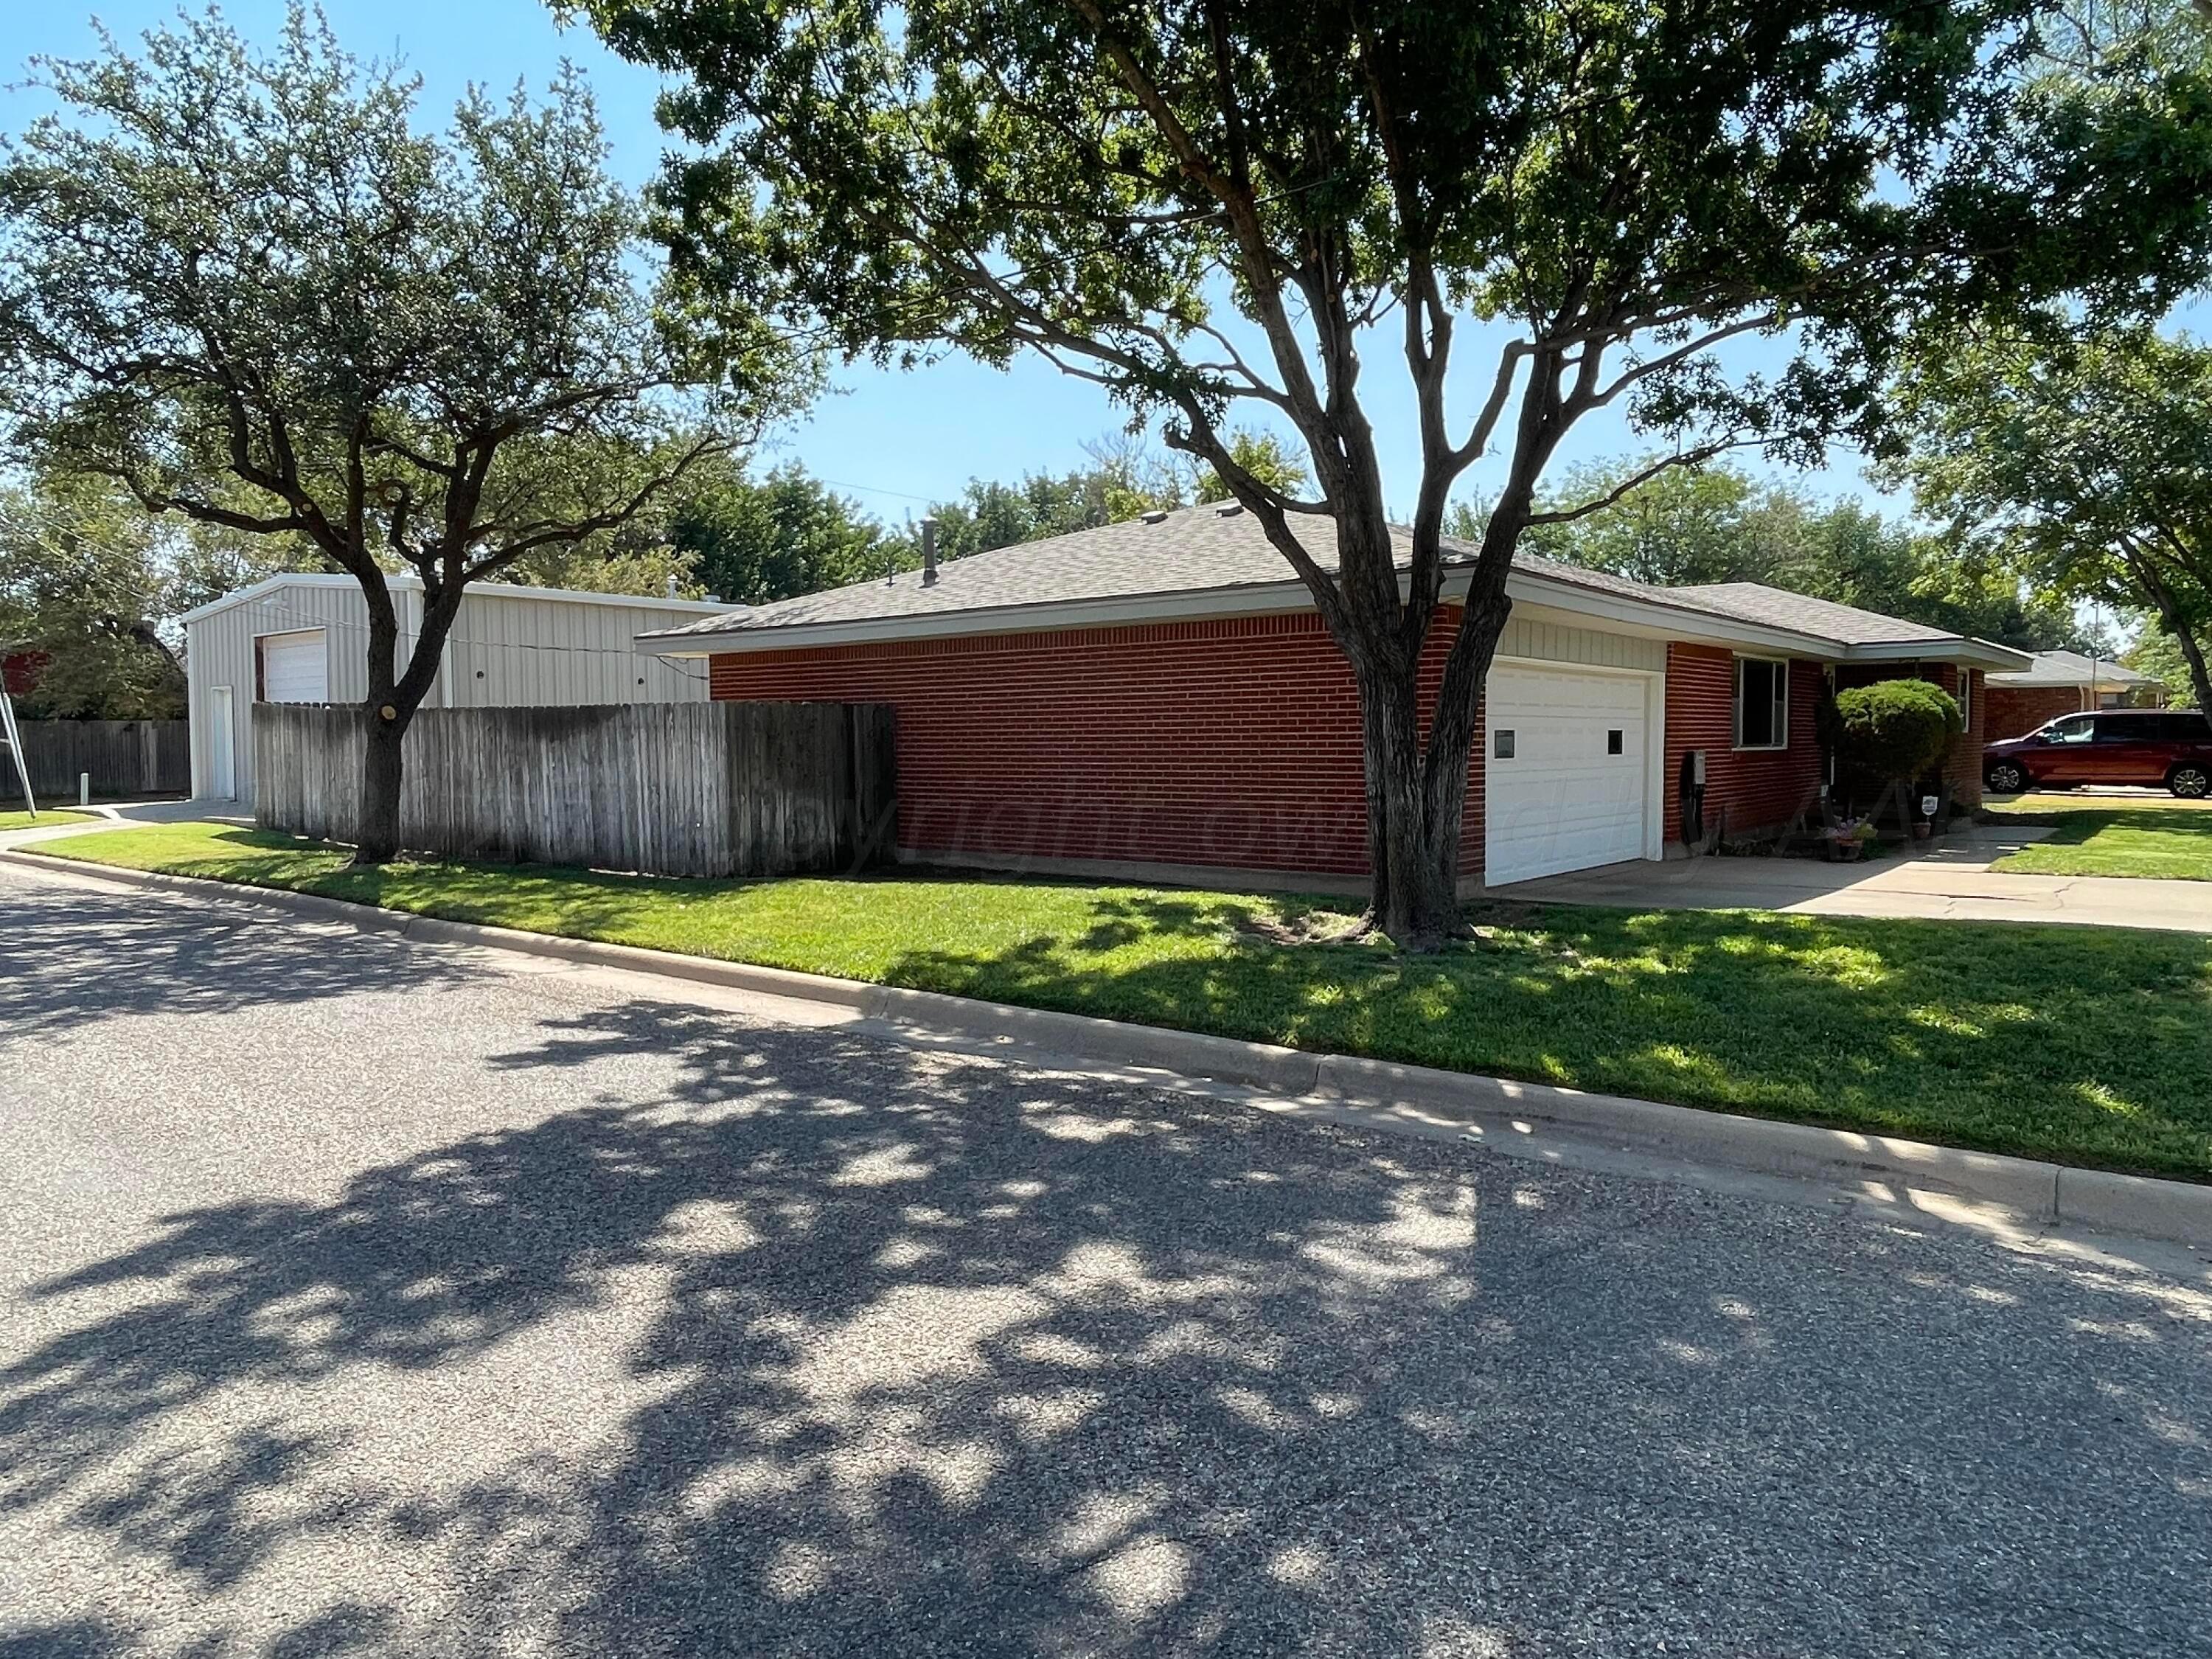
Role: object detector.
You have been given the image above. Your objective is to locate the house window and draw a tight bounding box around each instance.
[1734,657,1789,750]
[1956,670,1972,731]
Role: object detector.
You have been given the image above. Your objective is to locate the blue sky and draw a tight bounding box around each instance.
[0,0,1997,526]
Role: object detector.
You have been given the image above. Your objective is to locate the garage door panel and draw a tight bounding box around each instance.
[260,630,328,704]
[1485,666,1652,886]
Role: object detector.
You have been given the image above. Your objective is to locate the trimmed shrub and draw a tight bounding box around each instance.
[1834,679,1963,798]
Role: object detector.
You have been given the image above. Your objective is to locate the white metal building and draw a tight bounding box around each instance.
[183,574,729,803]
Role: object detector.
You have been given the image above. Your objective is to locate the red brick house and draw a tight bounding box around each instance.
[640,507,2028,891]
[1983,650,2166,741]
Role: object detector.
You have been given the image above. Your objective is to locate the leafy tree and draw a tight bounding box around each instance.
[1891,327,2212,714]
[1521,464,1774,586]
[0,479,188,720]
[2126,622,2204,707]
[667,459,901,602]
[0,9,799,860]
[928,467,1131,561]
[584,0,2212,944]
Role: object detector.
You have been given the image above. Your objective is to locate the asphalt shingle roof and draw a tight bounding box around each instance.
[1665,582,1958,647]
[1986,650,2163,689]
[645,502,1982,655]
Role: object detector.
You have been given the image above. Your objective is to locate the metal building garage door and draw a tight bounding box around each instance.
[259,629,328,703]
[1484,664,1651,886]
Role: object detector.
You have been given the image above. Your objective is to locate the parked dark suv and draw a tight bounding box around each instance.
[1984,709,2212,797]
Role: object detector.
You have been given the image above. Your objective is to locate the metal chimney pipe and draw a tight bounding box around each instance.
[921,516,939,586]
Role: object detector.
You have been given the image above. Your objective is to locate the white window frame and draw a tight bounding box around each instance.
[1733,655,1790,751]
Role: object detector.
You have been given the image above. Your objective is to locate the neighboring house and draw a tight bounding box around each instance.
[640,506,2028,891]
[1984,650,2167,741]
[2,641,48,698]
[184,574,729,804]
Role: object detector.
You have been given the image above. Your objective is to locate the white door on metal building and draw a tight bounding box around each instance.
[208,685,236,799]
[1484,665,1652,886]
[259,628,329,703]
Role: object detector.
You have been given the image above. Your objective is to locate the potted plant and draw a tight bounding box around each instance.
[1822,817,1878,861]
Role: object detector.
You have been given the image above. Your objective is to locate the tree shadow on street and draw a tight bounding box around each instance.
[6,984,2212,1655]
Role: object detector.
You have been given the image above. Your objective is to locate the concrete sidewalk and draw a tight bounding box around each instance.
[0,796,240,853]
[1500,824,2212,933]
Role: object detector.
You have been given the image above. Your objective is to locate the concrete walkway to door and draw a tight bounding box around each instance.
[1496,823,2212,933]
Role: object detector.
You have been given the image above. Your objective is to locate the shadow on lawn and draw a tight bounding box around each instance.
[877,897,2212,1176]
[7,894,2212,1653]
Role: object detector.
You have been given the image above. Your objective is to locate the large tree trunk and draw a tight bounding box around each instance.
[351,582,461,867]
[2166,616,2212,716]
[1343,588,1514,950]
[355,709,409,863]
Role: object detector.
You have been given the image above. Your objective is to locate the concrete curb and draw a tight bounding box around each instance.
[10,845,2209,1249]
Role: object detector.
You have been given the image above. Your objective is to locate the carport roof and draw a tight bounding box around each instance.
[640,503,2028,670]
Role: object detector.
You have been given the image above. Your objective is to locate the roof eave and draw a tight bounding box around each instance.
[641,566,1851,661]
[640,566,2033,673]
[184,571,731,625]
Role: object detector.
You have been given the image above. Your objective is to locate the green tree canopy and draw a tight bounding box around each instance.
[583,0,2212,942]
[667,459,900,604]
[0,7,802,857]
[1889,327,2212,713]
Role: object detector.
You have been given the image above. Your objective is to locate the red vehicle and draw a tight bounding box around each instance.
[1983,709,2212,798]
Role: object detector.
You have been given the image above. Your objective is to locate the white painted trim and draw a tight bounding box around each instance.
[181,571,731,625]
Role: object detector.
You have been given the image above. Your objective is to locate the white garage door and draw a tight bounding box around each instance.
[1484,664,1652,886]
[259,629,328,703]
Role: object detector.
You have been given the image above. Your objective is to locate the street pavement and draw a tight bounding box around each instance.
[2,863,2209,1658]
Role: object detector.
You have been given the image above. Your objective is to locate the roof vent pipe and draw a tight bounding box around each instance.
[920,516,939,587]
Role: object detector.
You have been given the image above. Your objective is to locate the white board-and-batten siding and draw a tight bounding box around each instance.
[184,577,727,804]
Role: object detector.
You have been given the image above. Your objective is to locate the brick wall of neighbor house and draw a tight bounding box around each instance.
[1985,684,2084,742]
[711,608,1488,880]
[1662,645,1826,846]
[1835,664,1984,810]
[2,649,48,697]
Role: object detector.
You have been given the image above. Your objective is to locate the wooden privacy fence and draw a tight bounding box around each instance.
[255,701,896,878]
[1,719,188,800]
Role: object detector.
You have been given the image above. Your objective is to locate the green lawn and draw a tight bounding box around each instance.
[0,809,94,831]
[1988,797,2212,882]
[29,821,2212,1180]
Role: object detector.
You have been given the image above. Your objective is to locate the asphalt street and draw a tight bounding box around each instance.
[2,863,2209,1658]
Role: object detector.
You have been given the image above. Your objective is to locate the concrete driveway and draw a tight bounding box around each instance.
[1500,824,2212,932]
[5,863,2212,1657]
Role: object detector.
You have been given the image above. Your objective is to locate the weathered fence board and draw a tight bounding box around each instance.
[0,719,188,801]
[254,701,896,878]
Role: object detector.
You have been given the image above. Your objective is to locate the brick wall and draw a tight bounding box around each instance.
[1986,684,2083,742]
[711,608,1486,880]
[1662,645,1827,846]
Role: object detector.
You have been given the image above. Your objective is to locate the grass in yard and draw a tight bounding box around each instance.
[0,810,94,831]
[1989,806,2212,882]
[32,821,2212,1180]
